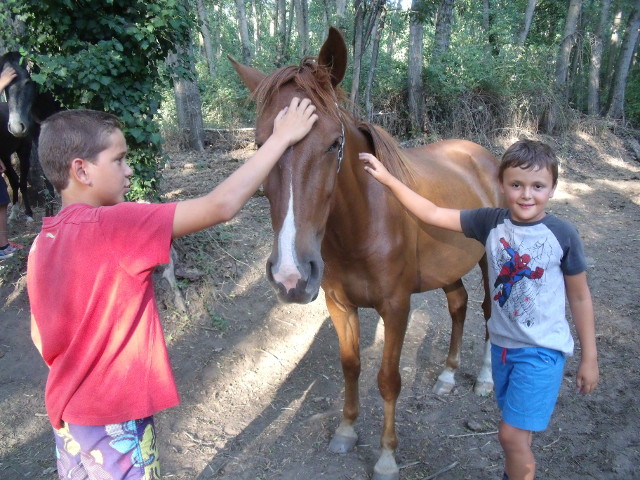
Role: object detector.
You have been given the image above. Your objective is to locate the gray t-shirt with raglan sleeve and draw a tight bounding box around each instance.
[460,208,587,355]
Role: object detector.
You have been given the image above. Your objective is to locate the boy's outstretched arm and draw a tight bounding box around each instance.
[172,97,317,238]
[565,272,599,394]
[360,152,463,232]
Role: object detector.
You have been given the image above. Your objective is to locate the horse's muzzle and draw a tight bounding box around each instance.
[266,258,323,304]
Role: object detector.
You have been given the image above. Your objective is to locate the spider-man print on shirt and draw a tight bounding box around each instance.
[493,237,545,309]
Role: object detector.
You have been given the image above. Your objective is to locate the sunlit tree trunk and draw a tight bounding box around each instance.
[517,0,537,46]
[168,47,205,152]
[235,0,252,64]
[408,0,425,132]
[432,0,455,63]
[605,9,623,88]
[196,0,216,76]
[607,0,640,118]
[588,0,611,115]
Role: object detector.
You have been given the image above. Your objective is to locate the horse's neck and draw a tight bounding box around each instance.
[327,125,388,233]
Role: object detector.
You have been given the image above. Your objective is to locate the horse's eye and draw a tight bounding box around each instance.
[327,139,340,153]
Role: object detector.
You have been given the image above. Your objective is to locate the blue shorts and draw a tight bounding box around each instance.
[491,343,565,432]
[53,416,160,479]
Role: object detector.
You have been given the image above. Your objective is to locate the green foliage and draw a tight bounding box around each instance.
[0,0,193,200]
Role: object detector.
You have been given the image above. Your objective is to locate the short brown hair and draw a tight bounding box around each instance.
[498,139,558,186]
[38,109,122,192]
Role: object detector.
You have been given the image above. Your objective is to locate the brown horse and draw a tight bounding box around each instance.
[231,28,501,480]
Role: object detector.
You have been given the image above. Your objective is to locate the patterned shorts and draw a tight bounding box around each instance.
[53,416,160,480]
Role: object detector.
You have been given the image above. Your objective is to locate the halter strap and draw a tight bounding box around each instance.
[337,122,345,173]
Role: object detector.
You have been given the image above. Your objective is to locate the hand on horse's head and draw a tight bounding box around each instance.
[0,66,17,91]
[272,97,318,146]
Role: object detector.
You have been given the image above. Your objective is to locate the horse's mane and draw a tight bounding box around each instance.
[253,57,417,186]
[357,121,418,187]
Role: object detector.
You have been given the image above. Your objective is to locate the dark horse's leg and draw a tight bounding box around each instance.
[16,138,33,220]
[326,296,361,453]
[5,139,33,222]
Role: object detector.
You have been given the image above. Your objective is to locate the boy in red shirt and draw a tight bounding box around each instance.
[27,99,317,479]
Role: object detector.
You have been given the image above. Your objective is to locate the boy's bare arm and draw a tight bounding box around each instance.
[565,272,599,394]
[360,152,463,232]
[172,97,317,238]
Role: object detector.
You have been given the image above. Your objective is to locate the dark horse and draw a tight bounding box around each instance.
[232,28,501,479]
[1,52,58,220]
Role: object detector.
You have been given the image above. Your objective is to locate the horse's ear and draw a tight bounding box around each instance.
[318,27,348,87]
[228,55,266,94]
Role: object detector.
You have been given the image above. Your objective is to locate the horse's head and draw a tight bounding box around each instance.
[1,52,37,137]
[231,27,349,304]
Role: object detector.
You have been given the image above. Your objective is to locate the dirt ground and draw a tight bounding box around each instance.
[1,127,639,480]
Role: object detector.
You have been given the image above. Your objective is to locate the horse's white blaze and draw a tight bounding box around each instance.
[272,182,302,292]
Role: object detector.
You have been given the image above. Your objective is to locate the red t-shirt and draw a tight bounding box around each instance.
[27,202,179,429]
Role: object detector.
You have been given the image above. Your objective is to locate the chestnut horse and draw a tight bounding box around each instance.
[231,28,500,479]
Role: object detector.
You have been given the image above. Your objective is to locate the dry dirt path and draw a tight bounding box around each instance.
[1,130,638,480]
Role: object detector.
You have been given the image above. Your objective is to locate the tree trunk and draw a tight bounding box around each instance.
[486,0,499,55]
[168,49,205,152]
[295,0,309,56]
[432,0,455,63]
[195,0,216,76]
[517,0,537,46]
[365,7,386,122]
[235,0,252,64]
[350,0,365,109]
[408,0,425,132]
[555,0,582,93]
[588,0,611,115]
[607,1,640,118]
[605,9,623,89]
[276,0,288,66]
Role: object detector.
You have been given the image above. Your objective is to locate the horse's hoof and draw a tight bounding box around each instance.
[473,381,494,396]
[372,449,399,480]
[26,216,34,223]
[432,379,455,395]
[329,433,357,453]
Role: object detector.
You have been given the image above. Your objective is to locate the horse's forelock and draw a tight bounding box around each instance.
[253,59,343,123]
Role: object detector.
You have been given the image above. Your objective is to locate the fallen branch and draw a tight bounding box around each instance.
[448,430,498,438]
[422,461,459,480]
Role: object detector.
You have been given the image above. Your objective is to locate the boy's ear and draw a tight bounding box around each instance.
[70,158,92,186]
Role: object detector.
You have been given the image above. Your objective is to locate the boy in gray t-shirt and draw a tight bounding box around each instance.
[360,140,598,480]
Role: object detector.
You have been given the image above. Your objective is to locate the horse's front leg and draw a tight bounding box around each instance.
[433,280,467,395]
[326,295,361,453]
[373,299,411,480]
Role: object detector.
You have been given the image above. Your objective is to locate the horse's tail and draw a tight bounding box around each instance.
[358,122,418,188]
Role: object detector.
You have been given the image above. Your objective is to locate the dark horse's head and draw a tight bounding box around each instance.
[1,52,38,137]
[230,28,350,304]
